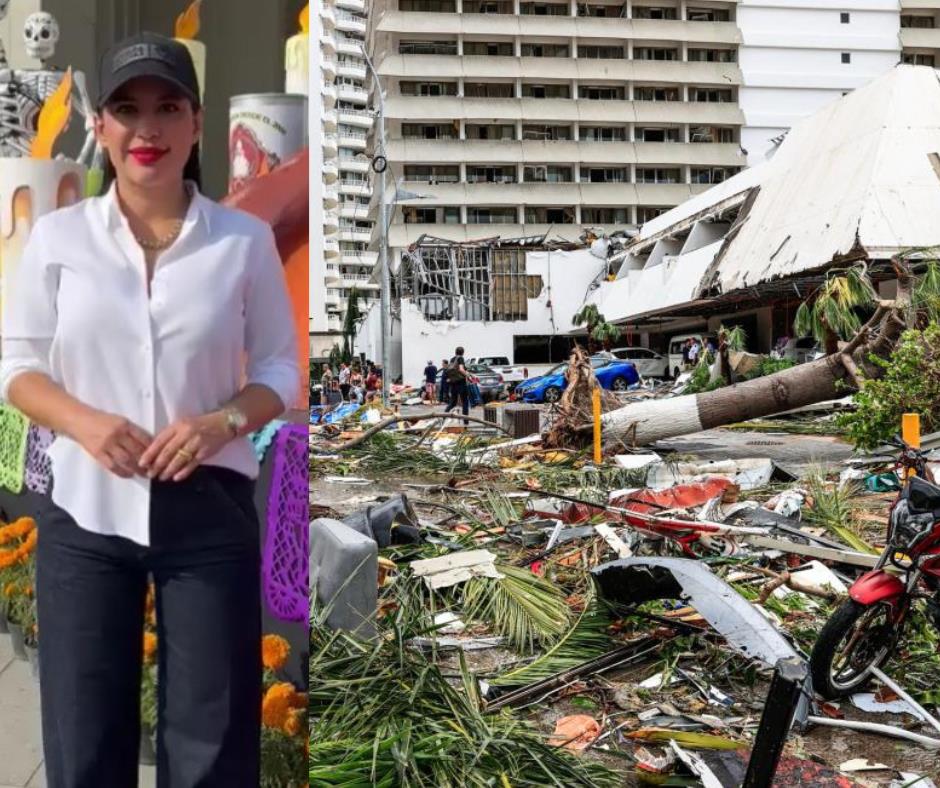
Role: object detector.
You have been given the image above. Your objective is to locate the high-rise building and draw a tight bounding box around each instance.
[363,0,915,262]
[311,0,378,362]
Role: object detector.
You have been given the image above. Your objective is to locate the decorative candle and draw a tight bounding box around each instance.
[285,4,309,96]
[174,0,206,101]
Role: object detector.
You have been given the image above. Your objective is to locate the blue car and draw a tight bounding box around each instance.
[513,356,640,404]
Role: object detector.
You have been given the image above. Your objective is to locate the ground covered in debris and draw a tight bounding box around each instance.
[310,411,940,787]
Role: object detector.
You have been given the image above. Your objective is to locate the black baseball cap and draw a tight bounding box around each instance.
[97,32,200,109]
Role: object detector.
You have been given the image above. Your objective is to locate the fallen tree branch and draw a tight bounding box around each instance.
[333,411,511,451]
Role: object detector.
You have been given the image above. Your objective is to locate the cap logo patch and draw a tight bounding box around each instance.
[112,43,174,71]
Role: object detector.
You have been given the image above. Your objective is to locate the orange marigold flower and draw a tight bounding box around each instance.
[284,708,305,737]
[261,682,295,729]
[143,632,158,664]
[261,634,290,671]
[2,582,17,597]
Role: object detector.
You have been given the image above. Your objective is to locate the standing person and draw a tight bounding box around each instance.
[439,358,450,405]
[0,33,299,788]
[688,338,701,366]
[349,364,364,404]
[423,360,438,404]
[320,364,334,406]
[338,361,351,402]
[444,346,470,422]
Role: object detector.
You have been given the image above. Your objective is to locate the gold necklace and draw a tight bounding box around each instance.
[134,218,185,251]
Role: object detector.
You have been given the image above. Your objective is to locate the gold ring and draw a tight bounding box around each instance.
[176,449,194,461]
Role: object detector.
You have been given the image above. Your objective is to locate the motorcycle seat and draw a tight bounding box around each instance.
[906,475,940,515]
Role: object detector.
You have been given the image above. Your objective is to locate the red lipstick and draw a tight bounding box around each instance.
[129,147,169,165]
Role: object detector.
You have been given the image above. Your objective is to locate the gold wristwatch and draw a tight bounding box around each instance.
[222,407,248,438]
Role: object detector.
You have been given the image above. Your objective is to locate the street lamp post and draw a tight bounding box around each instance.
[359,46,391,407]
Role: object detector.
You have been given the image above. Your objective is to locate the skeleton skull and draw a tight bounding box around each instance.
[0,1,10,23]
[24,13,60,62]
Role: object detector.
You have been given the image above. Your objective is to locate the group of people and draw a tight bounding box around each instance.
[681,337,717,370]
[422,347,478,418]
[316,360,382,406]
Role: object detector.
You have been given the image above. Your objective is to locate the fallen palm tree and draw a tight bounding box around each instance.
[547,261,913,449]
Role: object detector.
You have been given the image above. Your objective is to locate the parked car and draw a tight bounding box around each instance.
[468,356,528,389]
[772,336,823,364]
[667,333,718,379]
[608,346,669,378]
[466,364,505,402]
[513,356,639,404]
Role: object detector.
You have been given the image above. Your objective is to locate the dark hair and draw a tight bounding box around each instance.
[456,346,465,355]
[102,141,202,191]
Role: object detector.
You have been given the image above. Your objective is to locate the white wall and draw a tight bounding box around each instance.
[738,0,900,162]
[357,248,606,386]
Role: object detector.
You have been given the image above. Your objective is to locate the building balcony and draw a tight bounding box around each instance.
[323,133,339,156]
[325,268,342,285]
[337,84,369,105]
[900,27,940,48]
[337,60,368,80]
[337,107,374,128]
[340,226,373,242]
[324,210,340,232]
[327,314,344,331]
[339,155,370,173]
[324,238,341,258]
[321,83,337,108]
[325,290,341,307]
[340,179,373,196]
[385,139,744,167]
[323,187,340,208]
[323,109,338,131]
[335,11,367,34]
[378,54,741,85]
[336,0,365,12]
[395,180,698,206]
[338,129,368,150]
[340,202,371,219]
[323,161,339,182]
[320,33,336,54]
[321,59,337,80]
[319,5,336,28]
[336,38,365,57]
[374,11,740,46]
[340,274,380,289]
[342,250,379,267]
[383,96,744,126]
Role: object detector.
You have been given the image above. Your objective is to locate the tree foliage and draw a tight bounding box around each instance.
[794,267,877,351]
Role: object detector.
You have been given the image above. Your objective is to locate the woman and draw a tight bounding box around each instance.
[0,33,298,787]
[348,365,364,404]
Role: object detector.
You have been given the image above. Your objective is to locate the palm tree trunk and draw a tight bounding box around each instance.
[556,263,912,449]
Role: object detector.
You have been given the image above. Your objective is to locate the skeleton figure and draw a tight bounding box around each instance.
[23,13,60,63]
[0,12,95,161]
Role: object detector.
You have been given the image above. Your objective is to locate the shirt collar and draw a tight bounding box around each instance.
[99,180,212,235]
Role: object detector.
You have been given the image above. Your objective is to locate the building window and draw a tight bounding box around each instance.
[403,165,460,183]
[467,165,517,183]
[521,43,570,57]
[524,206,576,223]
[633,6,677,20]
[580,126,627,142]
[634,85,680,101]
[464,41,515,56]
[636,205,668,222]
[464,0,514,12]
[636,167,681,184]
[636,126,680,142]
[688,48,736,63]
[466,123,516,140]
[691,166,737,184]
[901,14,935,28]
[690,125,735,143]
[467,207,518,223]
[903,52,936,66]
[840,12,850,23]
[841,52,851,63]
[578,45,625,59]
[522,83,571,98]
[401,123,458,139]
[687,7,730,21]
[578,85,625,100]
[689,87,734,103]
[399,40,458,55]
[524,164,573,182]
[577,3,626,18]
[465,82,515,98]
[519,1,569,14]
[403,206,461,223]
[581,207,629,224]
[580,167,628,183]
[522,124,572,140]
[399,0,457,11]
[634,47,678,61]
[399,81,458,96]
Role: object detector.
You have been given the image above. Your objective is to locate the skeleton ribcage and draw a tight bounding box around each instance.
[0,69,64,157]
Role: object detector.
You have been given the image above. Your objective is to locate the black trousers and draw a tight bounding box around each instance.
[445,381,470,417]
[36,466,262,788]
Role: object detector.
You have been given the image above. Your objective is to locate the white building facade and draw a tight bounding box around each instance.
[312,0,379,361]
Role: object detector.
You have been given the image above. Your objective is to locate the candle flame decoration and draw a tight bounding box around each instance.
[175,0,202,40]
[31,68,73,160]
[300,4,309,33]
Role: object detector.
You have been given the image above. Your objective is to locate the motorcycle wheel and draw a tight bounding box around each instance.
[810,599,900,699]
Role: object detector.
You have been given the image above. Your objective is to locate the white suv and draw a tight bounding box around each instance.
[609,347,669,378]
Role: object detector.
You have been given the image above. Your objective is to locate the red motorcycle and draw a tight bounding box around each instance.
[811,438,940,698]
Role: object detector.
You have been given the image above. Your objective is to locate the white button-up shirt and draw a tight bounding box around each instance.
[0,184,300,546]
